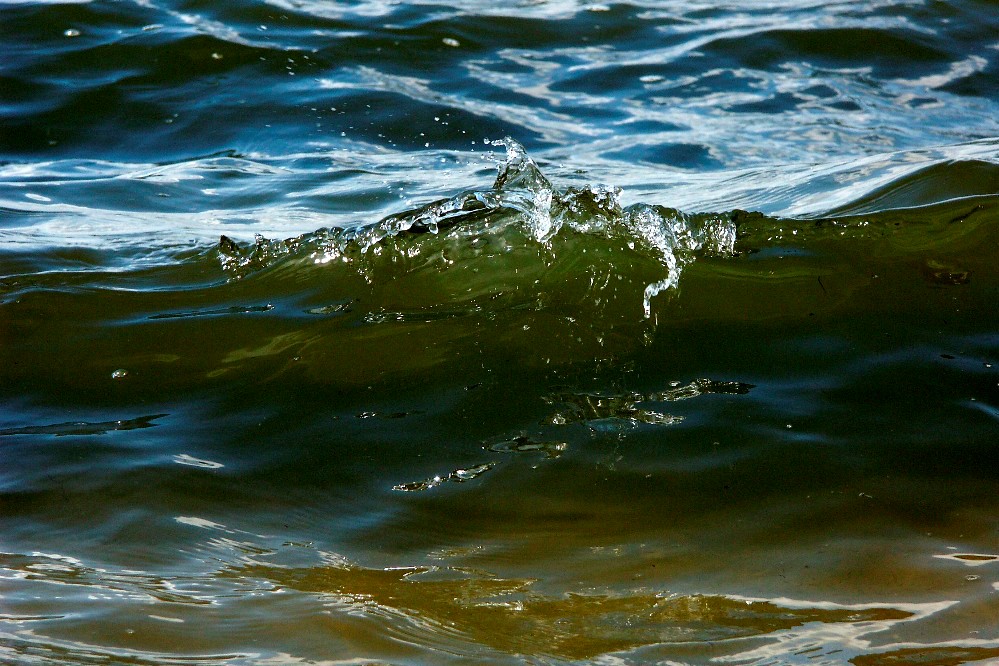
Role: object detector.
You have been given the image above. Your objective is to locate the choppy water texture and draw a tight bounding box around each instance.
[2,0,999,664]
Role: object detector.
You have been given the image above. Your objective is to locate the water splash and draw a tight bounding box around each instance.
[217,138,739,320]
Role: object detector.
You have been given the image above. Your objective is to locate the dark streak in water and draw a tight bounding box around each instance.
[0,414,167,437]
[148,304,274,319]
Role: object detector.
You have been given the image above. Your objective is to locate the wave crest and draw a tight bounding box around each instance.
[218,138,738,321]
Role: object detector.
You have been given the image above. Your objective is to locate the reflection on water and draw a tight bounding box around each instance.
[4,541,998,665]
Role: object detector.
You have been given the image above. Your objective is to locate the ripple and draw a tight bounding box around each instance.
[934,552,999,567]
[0,413,167,437]
[173,454,225,470]
[392,461,497,492]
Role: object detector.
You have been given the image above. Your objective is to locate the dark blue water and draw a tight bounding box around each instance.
[2,1,999,664]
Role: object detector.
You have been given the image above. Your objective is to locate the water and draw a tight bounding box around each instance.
[2,1,999,663]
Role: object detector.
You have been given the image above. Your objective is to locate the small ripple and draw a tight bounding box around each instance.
[149,304,273,320]
[545,378,752,427]
[0,414,167,437]
[392,461,497,492]
[173,454,225,470]
[0,551,218,606]
[934,552,999,567]
[484,435,567,459]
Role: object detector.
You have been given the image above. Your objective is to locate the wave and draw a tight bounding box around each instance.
[214,136,999,320]
[217,138,738,320]
[201,138,745,377]
[3,137,996,387]
[4,0,998,164]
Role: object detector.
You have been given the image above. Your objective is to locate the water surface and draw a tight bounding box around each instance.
[2,1,999,664]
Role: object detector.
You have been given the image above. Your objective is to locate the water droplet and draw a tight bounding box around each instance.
[111,369,128,380]
[64,29,80,37]
[442,37,460,47]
